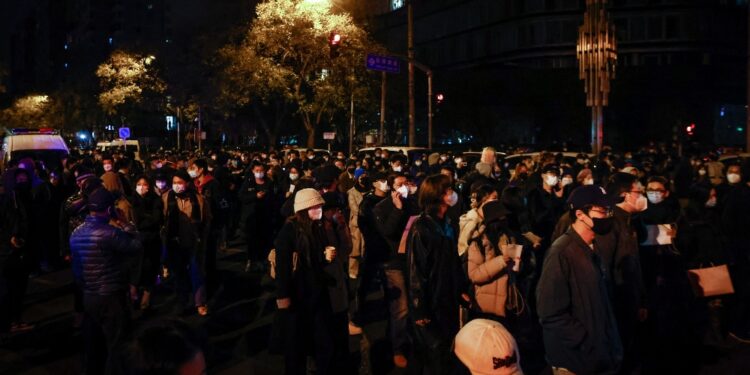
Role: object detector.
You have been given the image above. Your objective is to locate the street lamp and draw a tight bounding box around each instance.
[577,0,617,155]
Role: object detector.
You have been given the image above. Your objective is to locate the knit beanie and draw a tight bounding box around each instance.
[294,188,325,213]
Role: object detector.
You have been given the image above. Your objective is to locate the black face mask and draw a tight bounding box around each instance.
[586,215,614,235]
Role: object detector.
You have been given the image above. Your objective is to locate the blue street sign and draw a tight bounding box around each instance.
[118,127,131,139]
[366,54,400,74]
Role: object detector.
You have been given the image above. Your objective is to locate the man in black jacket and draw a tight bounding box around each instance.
[190,159,228,292]
[372,172,420,368]
[537,185,622,375]
[70,188,141,374]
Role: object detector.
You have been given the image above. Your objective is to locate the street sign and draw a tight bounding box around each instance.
[323,132,336,140]
[118,127,131,139]
[366,54,400,74]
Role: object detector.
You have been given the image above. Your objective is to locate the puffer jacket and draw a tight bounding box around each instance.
[70,215,142,295]
[467,227,511,317]
[458,208,481,256]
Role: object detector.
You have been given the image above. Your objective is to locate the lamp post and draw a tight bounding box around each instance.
[407,1,415,146]
[577,0,617,155]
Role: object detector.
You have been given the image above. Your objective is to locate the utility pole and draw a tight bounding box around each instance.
[407,1,415,146]
[197,106,202,151]
[746,1,750,152]
[349,91,355,155]
[380,71,386,146]
[176,106,181,150]
[427,71,433,149]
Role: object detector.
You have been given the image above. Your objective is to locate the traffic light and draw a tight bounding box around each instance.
[685,123,696,137]
[329,31,341,58]
[436,93,444,104]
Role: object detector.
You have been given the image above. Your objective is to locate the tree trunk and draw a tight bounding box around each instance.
[251,101,276,147]
[306,125,316,148]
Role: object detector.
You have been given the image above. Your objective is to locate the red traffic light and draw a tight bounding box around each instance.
[436,93,444,101]
[329,32,341,45]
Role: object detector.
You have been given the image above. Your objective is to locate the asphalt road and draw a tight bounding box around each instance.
[1,239,749,375]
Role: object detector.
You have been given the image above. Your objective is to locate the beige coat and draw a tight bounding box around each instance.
[467,227,515,317]
[347,187,364,278]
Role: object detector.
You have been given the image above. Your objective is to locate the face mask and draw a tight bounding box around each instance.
[254,172,265,179]
[156,181,167,190]
[561,177,573,186]
[727,173,741,184]
[705,197,717,208]
[136,185,148,196]
[415,160,422,166]
[396,185,409,199]
[584,178,594,186]
[698,169,707,176]
[392,165,402,172]
[172,184,186,194]
[376,181,390,193]
[647,192,663,204]
[585,214,614,235]
[211,155,217,160]
[409,185,418,195]
[289,173,299,181]
[188,169,199,179]
[544,175,559,187]
[103,164,113,172]
[440,156,448,162]
[307,155,314,160]
[447,190,459,207]
[308,206,323,221]
[455,158,463,165]
[156,162,163,169]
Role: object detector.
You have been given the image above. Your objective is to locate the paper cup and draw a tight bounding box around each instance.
[325,246,336,262]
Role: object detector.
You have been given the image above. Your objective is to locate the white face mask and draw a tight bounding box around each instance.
[447,190,459,207]
[103,164,113,172]
[156,162,163,169]
[698,169,707,176]
[409,185,418,195]
[584,178,594,186]
[188,169,199,179]
[705,197,717,208]
[376,181,390,193]
[392,165,402,172]
[136,185,148,196]
[544,175,559,187]
[254,172,265,180]
[561,177,573,186]
[156,181,167,190]
[455,158,463,165]
[172,184,186,194]
[308,206,323,221]
[289,173,299,181]
[415,160,422,166]
[647,192,663,205]
[727,173,741,184]
[396,185,409,199]
[211,155,217,160]
[440,156,448,162]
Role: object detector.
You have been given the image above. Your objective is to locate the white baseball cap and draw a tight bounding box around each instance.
[454,319,523,375]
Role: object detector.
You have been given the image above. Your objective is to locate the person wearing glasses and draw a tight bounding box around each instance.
[606,172,650,375]
[537,185,622,375]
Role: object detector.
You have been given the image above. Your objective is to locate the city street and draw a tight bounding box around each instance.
[0,237,411,375]
[2,235,749,375]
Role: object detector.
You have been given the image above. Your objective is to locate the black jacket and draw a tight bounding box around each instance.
[69,215,142,295]
[536,228,623,375]
[131,192,164,241]
[373,195,419,269]
[406,213,467,339]
[0,192,29,259]
[359,193,388,263]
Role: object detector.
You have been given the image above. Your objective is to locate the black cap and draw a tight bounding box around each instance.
[567,185,616,211]
[481,200,509,225]
[87,187,116,212]
[542,164,560,175]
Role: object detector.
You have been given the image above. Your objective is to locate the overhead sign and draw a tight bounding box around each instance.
[118,127,131,139]
[323,132,336,140]
[366,54,400,74]
[165,116,175,130]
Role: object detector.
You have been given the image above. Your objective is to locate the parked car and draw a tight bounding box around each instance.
[1,128,70,172]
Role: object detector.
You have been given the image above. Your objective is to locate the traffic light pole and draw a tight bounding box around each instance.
[407,1,415,147]
[380,72,386,146]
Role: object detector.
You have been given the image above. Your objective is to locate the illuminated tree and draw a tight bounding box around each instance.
[0,95,53,128]
[219,0,383,147]
[96,51,165,121]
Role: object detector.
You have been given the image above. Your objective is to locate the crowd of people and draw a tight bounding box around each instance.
[0,143,748,374]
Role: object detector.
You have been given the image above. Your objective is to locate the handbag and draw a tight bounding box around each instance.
[686,264,735,297]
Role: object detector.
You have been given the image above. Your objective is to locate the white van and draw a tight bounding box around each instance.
[97,139,142,161]
[1,128,70,171]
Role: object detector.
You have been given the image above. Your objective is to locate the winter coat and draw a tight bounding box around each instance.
[69,215,142,295]
[458,208,481,257]
[406,213,467,339]
[131,192,164,242]
[536,228,623,375]
[359,193,388,264]
[466,228,510,317]
[373,195,419,269]
[347,187,364,276]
